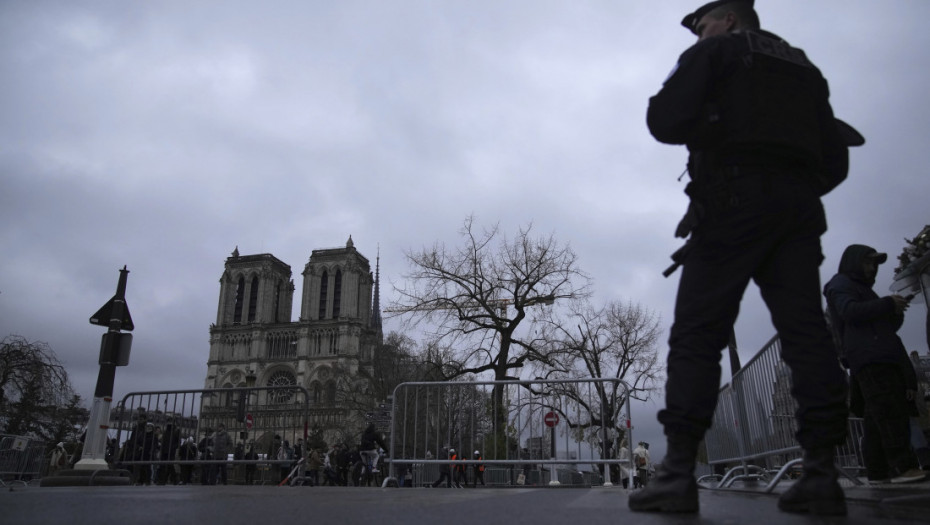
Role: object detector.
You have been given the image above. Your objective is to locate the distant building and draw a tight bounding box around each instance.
[202,237,384,446]
[525,436,551,460]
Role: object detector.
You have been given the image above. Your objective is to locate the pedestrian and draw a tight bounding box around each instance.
[178,437,198,485]
[126,413,148,485]
[139,423,157,485]
[321,446,340,486]
[472,450,485,487]
[616,439,632,488]
[631,0,856,516]
[824,244,926,484]
[105,438,118,466]
[359,423,387,483]
[276,439,294,483]
[48,442,68,476]
[213,423,230,485]
[198,429,214,485]
[244,442,258,485]
[632,442,651,489]
[306,447,322,486]
[451,448,465,488]
[334,443,350,486]
[158,420,181,485]
[431,448,453,488]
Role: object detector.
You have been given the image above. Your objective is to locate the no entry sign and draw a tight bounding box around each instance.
[544,411,559,427]
[245,413,254,429]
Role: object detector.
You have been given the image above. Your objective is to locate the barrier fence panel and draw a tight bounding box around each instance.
[704,387,742,467]
[386,378,634,487]
[112,386,313,485]
[0,435,47,486]
[702,335,865,491]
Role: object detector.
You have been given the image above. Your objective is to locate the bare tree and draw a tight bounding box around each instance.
[365,332,423,402]
[533,299,664,462]
[0,335,88,443]
[332,332,451,446]
[390,216,591,427]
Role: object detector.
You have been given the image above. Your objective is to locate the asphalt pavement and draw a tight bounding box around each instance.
[2,477,929,525]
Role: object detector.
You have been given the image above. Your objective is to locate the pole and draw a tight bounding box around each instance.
[601,389,613,487]
[548,425,560,486]
[728,327,741,376]
[75,267,130,471]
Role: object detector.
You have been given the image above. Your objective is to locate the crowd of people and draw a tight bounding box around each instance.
[110,415,394,487]
[429,447,486,488]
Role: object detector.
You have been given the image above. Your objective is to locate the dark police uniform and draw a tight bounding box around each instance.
[647,26,850,451]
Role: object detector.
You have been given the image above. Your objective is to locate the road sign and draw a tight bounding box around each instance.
[98,332,132,366]
[245,413,253,429]
[90,296,134,331]
[544,411,559,428]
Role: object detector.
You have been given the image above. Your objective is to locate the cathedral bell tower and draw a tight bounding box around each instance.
[215,247,294,327]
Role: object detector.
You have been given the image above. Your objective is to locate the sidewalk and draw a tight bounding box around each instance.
[1,479,927,524]
[763,475,930,522]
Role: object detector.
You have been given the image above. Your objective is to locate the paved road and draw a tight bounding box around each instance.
[2,482,928,525]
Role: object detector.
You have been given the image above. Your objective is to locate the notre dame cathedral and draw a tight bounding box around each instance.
[203,236,383,446]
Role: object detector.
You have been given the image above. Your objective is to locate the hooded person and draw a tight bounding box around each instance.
[824,244,925,484]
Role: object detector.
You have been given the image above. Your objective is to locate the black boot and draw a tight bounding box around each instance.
[628,435,699,513]
[778,448,846,516]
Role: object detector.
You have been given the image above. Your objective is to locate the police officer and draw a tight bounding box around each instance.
[630,0,857,516]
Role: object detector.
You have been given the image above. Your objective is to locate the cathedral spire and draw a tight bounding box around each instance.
[371,246,383,333]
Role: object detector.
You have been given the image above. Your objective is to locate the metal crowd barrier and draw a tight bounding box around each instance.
[701,335,865,491]
[111,386,313,485]
[384,378,635,487]
[0,434,47,486]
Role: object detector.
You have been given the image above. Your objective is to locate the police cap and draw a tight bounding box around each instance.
[681,0,755,35]
[835,119,865,147]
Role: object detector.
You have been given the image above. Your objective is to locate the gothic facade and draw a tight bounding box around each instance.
[204,236,383,446]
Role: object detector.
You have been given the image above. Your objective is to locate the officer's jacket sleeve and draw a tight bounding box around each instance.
[814,78,849,192]
[646,40,716,145]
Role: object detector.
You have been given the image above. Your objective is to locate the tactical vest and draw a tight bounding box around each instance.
[706,31,826,170]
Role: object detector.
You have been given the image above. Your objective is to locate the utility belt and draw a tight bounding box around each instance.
[664,155,814,278]
[690,148,815,184]
[688,160,814,208]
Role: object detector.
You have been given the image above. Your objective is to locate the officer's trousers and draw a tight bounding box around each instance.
[659,171,848,451]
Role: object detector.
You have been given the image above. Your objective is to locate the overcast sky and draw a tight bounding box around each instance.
[2,1,929,462]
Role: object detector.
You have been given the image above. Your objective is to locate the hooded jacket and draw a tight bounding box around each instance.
[823,244,911,376]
